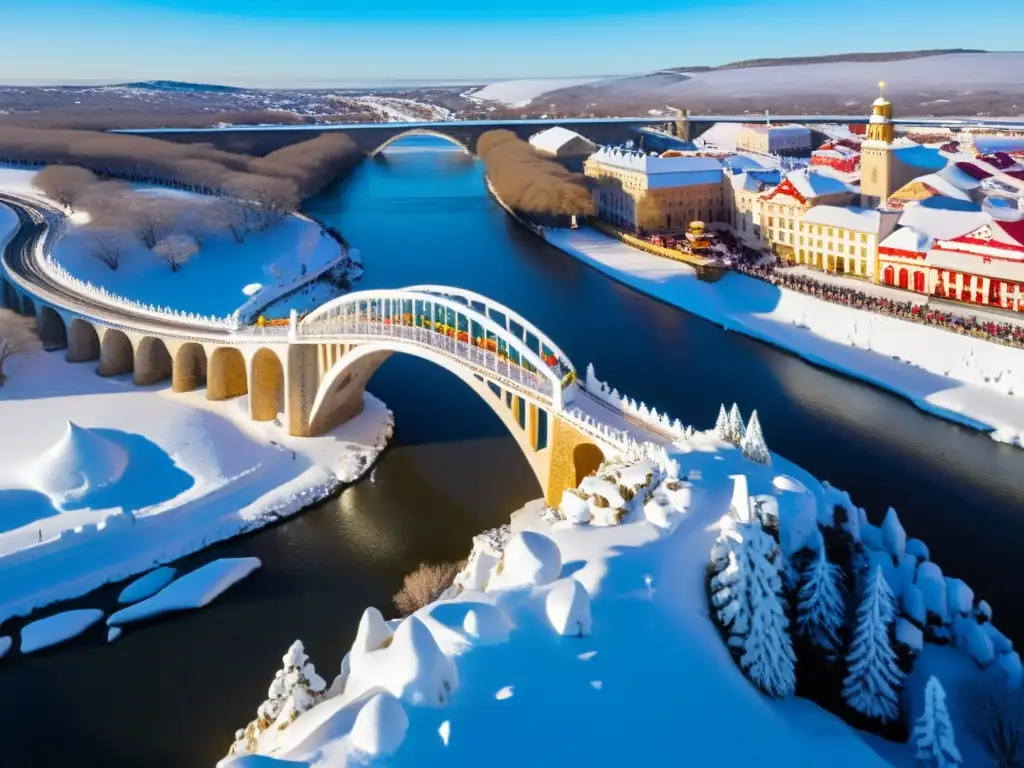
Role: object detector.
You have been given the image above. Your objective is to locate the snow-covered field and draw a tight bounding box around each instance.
[0,167,352,320]
[464,78,606,108]
[219,422,1011,768]
[545,226,1024,446]
[0,346,393,624]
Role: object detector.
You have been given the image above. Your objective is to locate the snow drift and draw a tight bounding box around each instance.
[29,421,129,506]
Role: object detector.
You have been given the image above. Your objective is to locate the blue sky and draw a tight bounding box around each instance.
[1,0,1021,86]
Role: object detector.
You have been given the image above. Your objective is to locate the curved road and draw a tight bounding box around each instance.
[0,193,240,341]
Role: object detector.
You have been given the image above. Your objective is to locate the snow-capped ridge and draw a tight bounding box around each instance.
[29,421,129,505]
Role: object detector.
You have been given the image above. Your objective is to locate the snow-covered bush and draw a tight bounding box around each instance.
[350,692,409,757]
[913,676,962,767]
[710,519,796,698]
[228,640,326,757]
[545,578,592,637]
[393,561,464,617]
[842,566,904,724]
[488,531,561,590]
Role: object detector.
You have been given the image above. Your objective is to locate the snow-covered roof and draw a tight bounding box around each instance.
[935,162,984,191]
[741,123,810,136]
[813,146,859,160]
[893,145,947,172]
[879,226,935,254]
[729,169,780,192]
[722,154,770,173]
[800,205,883,232]
[898,198,990,241]
[912,173,972,202]
[786,169,854,199]
[529,126,594,154]
[588,147,723,187]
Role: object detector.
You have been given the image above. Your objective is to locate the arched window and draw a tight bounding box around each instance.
[913,271,925,292]
[898,268,909,289]
[883,265,894,285]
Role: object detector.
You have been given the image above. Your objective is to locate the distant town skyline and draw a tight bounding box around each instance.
[1,0,1023,87]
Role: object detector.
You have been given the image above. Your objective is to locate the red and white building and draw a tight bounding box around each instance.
[810,144,860,174]
[878,218,1024,312]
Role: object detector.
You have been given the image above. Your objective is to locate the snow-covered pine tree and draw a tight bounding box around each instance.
[711,521,796,697]
[713,404,729,440]
[796,546,846,661]
[913,676,962,768]
[267,639,327,731]
[740,410,772,465]
[728,403,745,445]
[228,639,327,756]
[842,566,905,723]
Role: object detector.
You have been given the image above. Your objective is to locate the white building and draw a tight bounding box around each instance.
[528,127,597,158]
[736,124,812,155]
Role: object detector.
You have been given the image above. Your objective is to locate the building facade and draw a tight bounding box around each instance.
[793,205,899,279]
[758,170,857,260]
[584,147,727,233]
[810,144,860,174]
[735,124,812,155]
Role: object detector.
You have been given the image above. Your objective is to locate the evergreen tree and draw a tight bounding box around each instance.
[228,639,327,756]
[913,676,962,768]
[711,521,796,697]
[796,546,846,661]
[842,566,905,723]
[740,410,772,465]
[713,404,729,439]
[728,403,745,445]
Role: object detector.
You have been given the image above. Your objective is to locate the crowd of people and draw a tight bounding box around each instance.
[725,245,1024,348]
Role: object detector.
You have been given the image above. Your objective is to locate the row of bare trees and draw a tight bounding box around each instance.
[477,130,595,223]
[0,127,362,202]
[33,165,297,272]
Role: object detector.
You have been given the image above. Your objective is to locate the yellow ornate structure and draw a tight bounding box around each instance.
[861,81,897,206]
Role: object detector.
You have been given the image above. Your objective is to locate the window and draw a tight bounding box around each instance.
[860,233,867,243]
[768,216,775,226]
[861,247,867,258]
[799,236,804,245]
[839,244,845,253]
[828,228,834,237]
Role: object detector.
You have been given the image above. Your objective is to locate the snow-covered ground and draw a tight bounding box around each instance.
[345,96,453,123]
[0,346,393,625]
[219,422,1012,767]
[464,78,606,108]
[0,167,355,321]
[545,226,1024,446]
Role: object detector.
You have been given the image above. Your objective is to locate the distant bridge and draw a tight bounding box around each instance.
[114,113,1024,155]
[0,198,676,505]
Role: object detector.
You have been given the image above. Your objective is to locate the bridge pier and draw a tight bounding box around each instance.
[67,318,100,363]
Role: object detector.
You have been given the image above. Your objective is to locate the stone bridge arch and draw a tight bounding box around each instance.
[173,343,207,393]
[134,336,173,386]
[98,328,133,377]
[67,318,100,363]
[36,306,67,351]
[250,347,285,421]
[369,129,472,157]
[304,341,554,491]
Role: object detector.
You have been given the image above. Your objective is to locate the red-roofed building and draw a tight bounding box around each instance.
[811,144,860,173]
[898,219,1024,311]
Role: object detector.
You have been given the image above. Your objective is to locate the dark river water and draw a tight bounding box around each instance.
[2,136,1023,767]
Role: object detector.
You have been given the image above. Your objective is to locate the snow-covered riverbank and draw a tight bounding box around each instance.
[219,414,1016,767]
[0,346,393,625]
[545,226,1024,447]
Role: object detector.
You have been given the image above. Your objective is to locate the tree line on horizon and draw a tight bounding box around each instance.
[476,130,594,224]
[0,127,362,204]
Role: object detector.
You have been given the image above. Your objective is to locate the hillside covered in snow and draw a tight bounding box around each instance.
[218,409,1017,768]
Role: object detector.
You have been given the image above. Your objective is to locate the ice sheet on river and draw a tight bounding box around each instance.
[117,566,177,605]
[107,557,261,627]
[20,608,104,653]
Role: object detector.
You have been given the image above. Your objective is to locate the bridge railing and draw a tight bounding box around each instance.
[299,318,554,399]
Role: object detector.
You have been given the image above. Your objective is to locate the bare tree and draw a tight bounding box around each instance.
[392,561,465,617]
[0,309,39,387]
[125,196,181,248]
[86,228,134,270]
[152,234,199,272]
[223,173,299,232]
[960,675,1024,767]
[32,165,98,210]
[76,180,134,226]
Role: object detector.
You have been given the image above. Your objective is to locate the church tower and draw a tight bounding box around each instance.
[860,82,895,208]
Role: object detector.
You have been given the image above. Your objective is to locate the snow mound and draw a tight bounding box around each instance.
[107,557,261,627]
[344,616,458,707]
[20,608,104,653]
[242,283,263,297]
[772,474,806,493]
[29,421,129,505]
[488,531,561,590]
[0,636,10,661]
[349,692,409,757]
[881,508,907,560]
[108,627,122,643]
[117,566,177,605]
[559,490,592,525]
[917,562,948,623]
[545,578,593,637]
[352,607,393,654]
